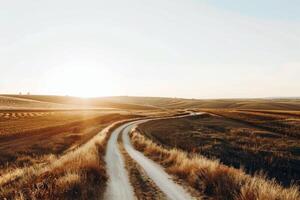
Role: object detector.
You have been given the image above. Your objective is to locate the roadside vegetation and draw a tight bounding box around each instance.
[130,130,300,200]
[139,112,300,186]
[1,95,300,199]
[1,125,108,199]
[0,111,139,199]
[0,112,131,171]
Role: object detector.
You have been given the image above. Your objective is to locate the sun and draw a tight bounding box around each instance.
[47,65,114,98]
[66,67,102,97]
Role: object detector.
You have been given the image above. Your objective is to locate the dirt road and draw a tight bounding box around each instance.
[104,119,194,200]
[104,123,136,200]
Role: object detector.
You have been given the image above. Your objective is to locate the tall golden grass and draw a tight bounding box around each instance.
[130,130,300,200]
[0,120,127,199]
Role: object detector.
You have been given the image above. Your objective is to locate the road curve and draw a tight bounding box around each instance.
[105,114,201,200]
[104,123,136,200]
[122,121,194,200]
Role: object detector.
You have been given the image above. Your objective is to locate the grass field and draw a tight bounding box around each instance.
[0,111,134,167]
[130,130,300,200]
[1,95,159,110]
[138,111,300,186]
[0,110,141,199]
[101,96,300,111]
[1,95,299,199]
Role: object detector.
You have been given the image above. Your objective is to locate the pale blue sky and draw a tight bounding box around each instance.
[1,0,299,98]
[208,0,300,21]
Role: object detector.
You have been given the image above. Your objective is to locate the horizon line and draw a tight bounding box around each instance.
[1,93,300,101]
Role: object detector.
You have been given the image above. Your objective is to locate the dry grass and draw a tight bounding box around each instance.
[100,96,300,110]
[0,125,108,199]
[130,130,300,200]
[0,95,71,110]
[5,95,300,111]
[0,110,116,136]
[0,114,139,199]
[204,109,300,138]
[3,95,158,110]
[0,112,136,174]
[139,113,300,186]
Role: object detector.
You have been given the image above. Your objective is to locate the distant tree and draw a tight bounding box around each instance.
[27,92,30,95]
[19,92,22,95]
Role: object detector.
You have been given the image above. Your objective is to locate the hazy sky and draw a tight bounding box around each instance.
[1,0,299,98]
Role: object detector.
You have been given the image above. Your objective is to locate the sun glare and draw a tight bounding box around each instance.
[47,65,113,97]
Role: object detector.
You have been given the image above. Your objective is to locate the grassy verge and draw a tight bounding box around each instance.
[0,116,140,200]
[138,114,300,186]
[0,128,108,199]
[130,130,300,200]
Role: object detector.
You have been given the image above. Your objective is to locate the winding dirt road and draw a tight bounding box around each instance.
[104,123,136,200]
[104,118,194,200]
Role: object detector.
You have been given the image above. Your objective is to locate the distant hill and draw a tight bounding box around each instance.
[0,95,157,110]
[0,95,71,110]
[266,97,300,100]
[103,96,300,111]
[1,95,300,111]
